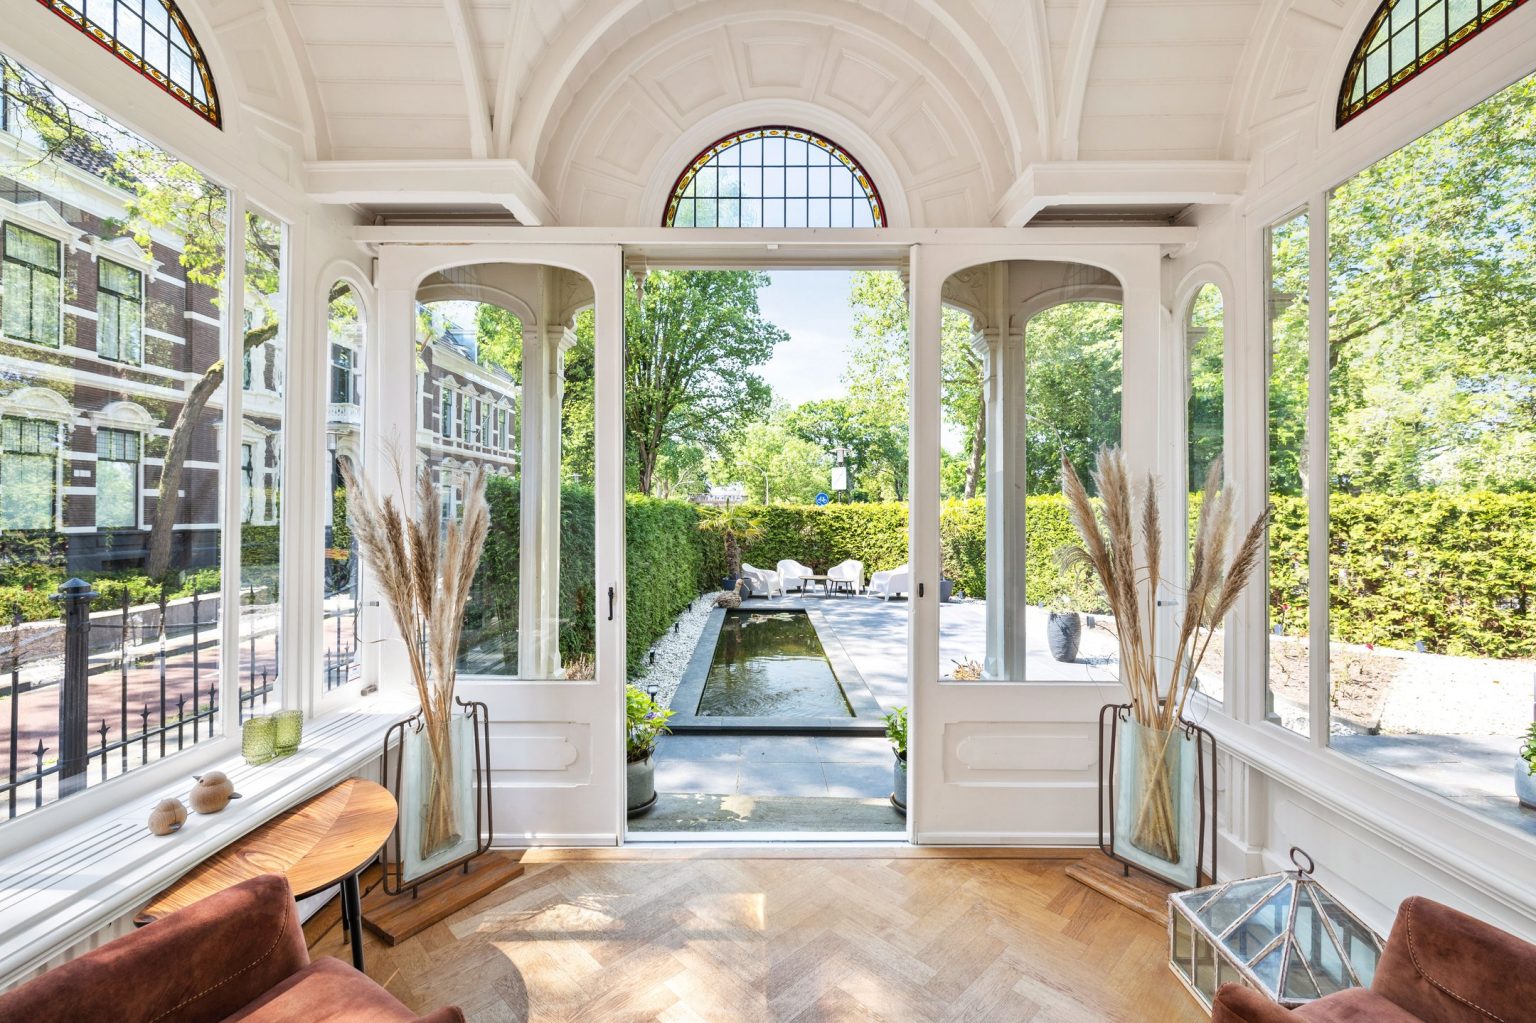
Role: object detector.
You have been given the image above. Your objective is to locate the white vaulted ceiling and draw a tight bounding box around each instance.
[176,0,1438,224]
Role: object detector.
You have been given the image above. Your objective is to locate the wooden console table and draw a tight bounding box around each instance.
[136,779,397,972]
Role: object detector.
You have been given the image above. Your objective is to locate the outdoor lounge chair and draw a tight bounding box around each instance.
[740,563,782,597]
[827,559,864,594]
[776,559,815,593]
[869,564,909,600]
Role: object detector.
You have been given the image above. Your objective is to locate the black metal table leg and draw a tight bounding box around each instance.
[341,872,365,972]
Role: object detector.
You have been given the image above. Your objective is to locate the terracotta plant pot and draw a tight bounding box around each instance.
[627,754,657,817]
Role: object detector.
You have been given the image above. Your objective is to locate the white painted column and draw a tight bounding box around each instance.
[1119,249,1166,690]
[518,321,573,679]
[980,316,1030,680]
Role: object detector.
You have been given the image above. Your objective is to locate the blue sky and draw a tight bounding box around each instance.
[754,270,856,406]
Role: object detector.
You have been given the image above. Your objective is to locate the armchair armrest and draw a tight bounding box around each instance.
[0,874,309,1023]
[418,1008,468,1023]
[1373,896,1536,1023]
[1211,984,1296,1023]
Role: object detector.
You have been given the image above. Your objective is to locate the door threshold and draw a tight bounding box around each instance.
[623,830,907,844]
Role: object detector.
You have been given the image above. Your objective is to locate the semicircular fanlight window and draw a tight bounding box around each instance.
[37,0,221,127]
[1338,0,1528,126]
[665,126,886,228]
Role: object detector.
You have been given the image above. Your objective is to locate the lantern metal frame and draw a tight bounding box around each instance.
[1167,847,1385,1011]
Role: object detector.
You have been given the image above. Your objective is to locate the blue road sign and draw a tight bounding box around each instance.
[814,492,830,506]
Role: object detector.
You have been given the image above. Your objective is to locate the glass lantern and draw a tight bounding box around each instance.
[1168,848,1384,1010]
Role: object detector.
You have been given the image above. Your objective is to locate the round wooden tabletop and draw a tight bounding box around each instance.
[136,778,398,924]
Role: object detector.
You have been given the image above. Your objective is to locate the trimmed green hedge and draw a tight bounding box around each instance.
[475,478,711,675]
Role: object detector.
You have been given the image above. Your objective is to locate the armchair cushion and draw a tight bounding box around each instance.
[223,957,462,1023]
[1372,896,1536,1023]
[0,874,308,1023]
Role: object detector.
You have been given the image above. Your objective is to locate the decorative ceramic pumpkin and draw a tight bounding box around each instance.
[148,798,188,835]
[189,771,240,814]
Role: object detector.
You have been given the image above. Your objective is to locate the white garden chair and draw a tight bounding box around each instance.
[827,559,864,595]
[740,563,782,598]
[869,563,910,600]
[776,559,815,593]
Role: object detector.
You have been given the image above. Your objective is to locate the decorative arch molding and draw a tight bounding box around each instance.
[92,400,158,433]
[1173,263,1235,321]
[0,386,74,422]
[1018,284,1124,327]
[507,0,1036,176]
[36,0,221,127]
[416,281,539,331]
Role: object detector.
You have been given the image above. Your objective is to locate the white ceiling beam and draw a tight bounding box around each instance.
[490,0,531,158]
[441,0,493,159]
[305,160,556,225]
[993,161,1250,227]
[1055,0,1108,162]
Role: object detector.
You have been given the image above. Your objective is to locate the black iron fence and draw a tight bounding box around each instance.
[1,579,275,821]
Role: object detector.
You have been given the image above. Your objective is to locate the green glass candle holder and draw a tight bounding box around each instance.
[242,714,275,765]
[273,709,303,757]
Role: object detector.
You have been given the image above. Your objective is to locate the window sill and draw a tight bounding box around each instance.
[0,693,413,989]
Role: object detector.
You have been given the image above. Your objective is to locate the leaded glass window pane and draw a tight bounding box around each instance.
[36,0,221,126]
[1337,0,1529,124]
[664,127,886,228]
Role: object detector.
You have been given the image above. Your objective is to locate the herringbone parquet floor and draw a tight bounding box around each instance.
[309,853,1203,1023]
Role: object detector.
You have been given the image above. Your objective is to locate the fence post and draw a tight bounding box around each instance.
[119,589,130,774]
[8,606,20,819]
[51,579,97,798]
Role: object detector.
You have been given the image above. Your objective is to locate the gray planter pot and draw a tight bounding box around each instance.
[1047,611,1082,662]
[627,754,657,817]
[891,753,907,815]
[1516,761,1536,810]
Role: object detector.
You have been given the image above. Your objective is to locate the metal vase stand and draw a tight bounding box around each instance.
[379,697,493,897]
[1097,702,1218,890]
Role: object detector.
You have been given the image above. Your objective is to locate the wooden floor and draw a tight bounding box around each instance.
[307,854,1203,1023]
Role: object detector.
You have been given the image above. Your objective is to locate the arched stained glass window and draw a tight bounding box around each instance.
[1338,0,1528,125]
[37,0,221,127]
[665,126,886,228]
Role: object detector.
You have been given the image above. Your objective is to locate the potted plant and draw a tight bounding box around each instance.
[1517,723,1536,810]
[626,685,674,817]
[884,705,908,814]
[1046,595,1081,662]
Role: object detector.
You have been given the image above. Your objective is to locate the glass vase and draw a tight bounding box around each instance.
[242,715,275,765]
[273,710,303,757]
[397,713,479,884]
[1113,718,1199,888]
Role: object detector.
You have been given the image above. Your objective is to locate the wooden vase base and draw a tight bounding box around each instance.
[1065,850,1179,925]
[361,850,526,946]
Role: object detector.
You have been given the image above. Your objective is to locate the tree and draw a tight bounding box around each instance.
[624,270,786,495]
[1022,301,1123,495]
[940,306,984,497]
[844,271,911,499]
[727,421,828,504]
[474,303,524,382]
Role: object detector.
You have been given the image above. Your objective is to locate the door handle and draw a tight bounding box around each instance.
[918,582,925,598]
[608,585,615,621]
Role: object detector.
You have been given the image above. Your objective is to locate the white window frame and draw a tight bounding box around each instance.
[1,222,64,349]
[96,258,145,365]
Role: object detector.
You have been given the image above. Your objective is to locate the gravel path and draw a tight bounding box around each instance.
[631,595,714,709]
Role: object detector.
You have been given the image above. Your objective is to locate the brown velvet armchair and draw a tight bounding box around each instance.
[1212,896,1536,1022]
[0,874,462,1023]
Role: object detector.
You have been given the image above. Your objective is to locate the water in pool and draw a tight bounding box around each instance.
[697,610,854,717]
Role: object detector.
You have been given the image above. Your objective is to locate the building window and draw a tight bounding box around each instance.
[440,387,453,439]
[460,394,472,442]
[330,343,355,404]
[665,126,886,228]
[36,0,221,127]
[1337,0,1530,125]
[0,416,57,529]
[95,428,139,528]
[2,224,62,347]
[97,259,144,363]
[240,442,255,524]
